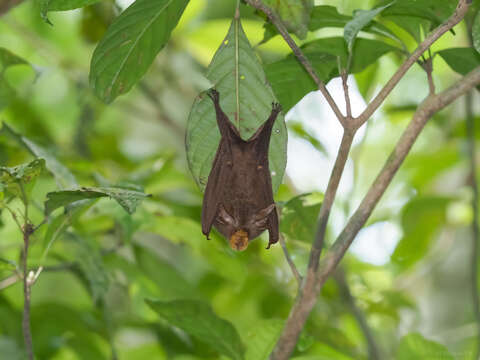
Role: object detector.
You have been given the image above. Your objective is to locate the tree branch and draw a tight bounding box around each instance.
[271,128,355,358]
[354,0,471,129]
[0,0,24,16]
[466,90,480,360]
[244,0,345,126]
[271,66,480,359]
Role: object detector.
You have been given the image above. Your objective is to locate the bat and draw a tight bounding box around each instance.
[201,88,282,251]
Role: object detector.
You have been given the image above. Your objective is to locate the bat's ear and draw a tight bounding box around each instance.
[254,204,276,221]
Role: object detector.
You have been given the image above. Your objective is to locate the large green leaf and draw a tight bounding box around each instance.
[146,299,245,360]
[377,0,457,41]
[89,0,189,103]
[396,333,454,360]
[310,6,399,43]
[37,0,101,24]
[0,122,78,189]
[262,0,313,39]
[437,47,480,76]
[245,319,284,360]
[265,37,399,111]
[391,196,451,270]
[45,186,150,215]
[280,193,322,243]
[344,3,393,51]
[186,18,288,194]
[474,10,480,54]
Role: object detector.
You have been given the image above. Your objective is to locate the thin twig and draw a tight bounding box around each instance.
[354,0,471,129]
[22,224,34,360]
[279,235,302,286]
[341,70,352,118]
[244,0,345,126]
[424,56,436,95]
[334,267,381,360]
[466,90,480,360]
[271,65,480,360]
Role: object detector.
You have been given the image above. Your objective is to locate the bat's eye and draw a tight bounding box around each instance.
[229,230,249,251]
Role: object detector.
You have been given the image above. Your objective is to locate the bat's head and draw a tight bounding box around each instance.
[217,204,276,251]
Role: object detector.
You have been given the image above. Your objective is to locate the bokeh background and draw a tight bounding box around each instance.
[1,0,480,359]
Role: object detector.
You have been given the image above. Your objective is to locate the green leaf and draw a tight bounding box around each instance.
[344,3,393,51]
[45,186,150,215]
[245,319,284,360]
[0,48,29,73]
[263,0,313,40]
[438,47,480,76]
[66,233,110,302]
[0,122,78,189]
[146,299,245,360]
[0,158,45,199]
[288,121,327,155]
[280,193,322,243]
[185,18,288,194]
[391,197,451,270]
[310,6,399,43]
[396,333,454,360]
[89,0,189,103]
[474,11,480,54]
[37,0,101,24]
[266,37,398,111]
[42,199,96,259]
[378,0,456,27]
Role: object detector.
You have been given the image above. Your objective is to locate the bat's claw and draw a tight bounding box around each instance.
[271,102,282,113]
[207,88,219,102]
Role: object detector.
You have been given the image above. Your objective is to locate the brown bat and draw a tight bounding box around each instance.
[201,89,281,251]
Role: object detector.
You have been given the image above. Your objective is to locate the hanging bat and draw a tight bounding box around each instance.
[201,88,282,251]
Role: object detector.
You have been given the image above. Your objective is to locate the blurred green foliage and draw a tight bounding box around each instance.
[0,0,480,359]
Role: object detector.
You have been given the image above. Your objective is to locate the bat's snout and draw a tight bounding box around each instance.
[229,230,249,251]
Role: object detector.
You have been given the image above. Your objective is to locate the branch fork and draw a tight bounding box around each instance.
[244,0,476,359]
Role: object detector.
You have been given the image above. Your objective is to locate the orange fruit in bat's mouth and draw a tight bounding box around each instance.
[229,230,249,251]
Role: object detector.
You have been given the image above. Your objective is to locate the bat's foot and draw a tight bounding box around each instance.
[207,88,220,102]
[271,102,282,113]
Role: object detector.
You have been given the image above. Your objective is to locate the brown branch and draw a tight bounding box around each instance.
[0,0,24,16]
[244,0,345,126]
[271,66,480,359]
[354,0,471,129]
[22,224,34,360]
[279,234,302,286]
[271,129,355,358]
[466,90,480,360]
